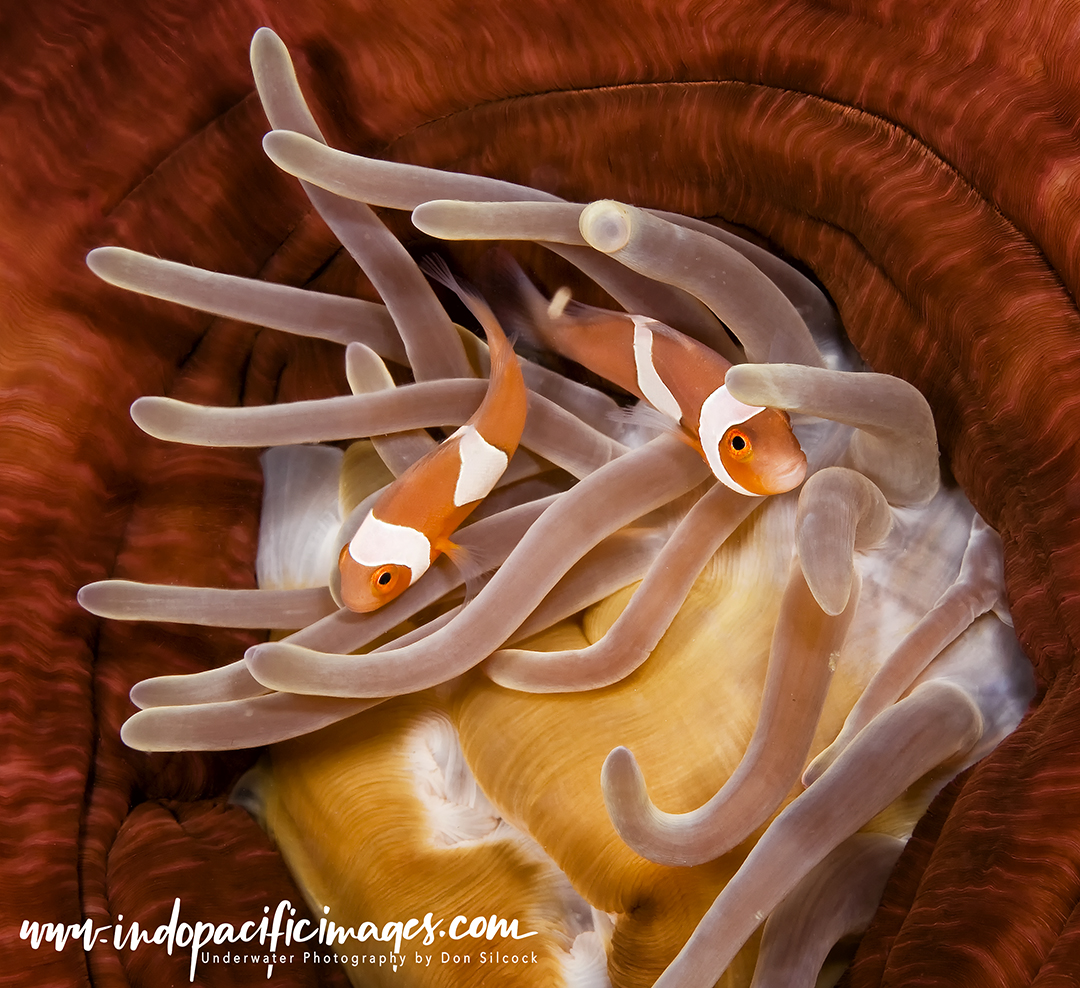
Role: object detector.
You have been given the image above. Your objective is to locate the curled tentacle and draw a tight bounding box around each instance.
[726,363,940,506]
[485,481,759,692]
[577,199,825,368]
[85,247,407,361]
[503,525,673,645]
[795,467,893,616]
[652,680,984,988]
[245,436,710,697]
[805,514,1010,785]
[250,27,471,381]
[749,833,905,988]
[602,556,860,867]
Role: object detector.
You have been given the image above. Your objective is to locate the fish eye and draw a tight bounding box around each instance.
[371,565,401,595]
[725,428,753,461]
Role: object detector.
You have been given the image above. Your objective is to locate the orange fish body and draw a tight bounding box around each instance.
[339,278,527,613]
[517,283,806,498]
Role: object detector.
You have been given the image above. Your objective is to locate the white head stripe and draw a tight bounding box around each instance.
[453,424,508,506]
[348,510,432,582]
[699,385,766,497]
[631,317,683,422]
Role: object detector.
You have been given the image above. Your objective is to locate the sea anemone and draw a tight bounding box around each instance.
[8,2,1080,987]
[75,29,1036,987]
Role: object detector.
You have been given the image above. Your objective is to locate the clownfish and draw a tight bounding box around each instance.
[338,263,527,612]
[498,268,806,498]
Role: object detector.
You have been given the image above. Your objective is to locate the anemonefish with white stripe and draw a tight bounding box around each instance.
[499,267,807,498]
[338,262,527,612]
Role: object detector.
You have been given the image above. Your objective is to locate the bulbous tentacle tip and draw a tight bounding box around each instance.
[85,245,118,277]
[579,199,633,253]
[244,641,267,667]
[600,745,646,810]
[250,25,286,65]
[261,127,304,166]
[128,395,169,439]
[119,709,160,752]
[75,583,98,613]
[800,748,831,788]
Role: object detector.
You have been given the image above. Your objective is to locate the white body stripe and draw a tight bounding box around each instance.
[451,424,509,506]
[349,510,432,582]
[699,385,765,496]
[631,317,684,421]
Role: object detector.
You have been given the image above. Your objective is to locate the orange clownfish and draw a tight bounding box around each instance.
[504,272,806,497]
[338,265,527,612]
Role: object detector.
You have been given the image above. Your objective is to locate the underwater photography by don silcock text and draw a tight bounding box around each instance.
[5,2,1080,988]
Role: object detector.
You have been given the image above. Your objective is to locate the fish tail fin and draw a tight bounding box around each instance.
[422,254,515,357]
[422,255,527,450]
[479,251,565,353]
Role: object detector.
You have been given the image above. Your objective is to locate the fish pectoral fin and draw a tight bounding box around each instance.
[434,535,497,597]
[609,400,699,450]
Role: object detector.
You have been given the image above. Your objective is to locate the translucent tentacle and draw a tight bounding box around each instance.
[77,582,336,628]
[121,692,381,751]
[485,482,758,692]
[412,198,740,363]
[652,210,841,355]
[749,833,905,988]
[130,387,626,479]
[795,467,893,616]
[725,363,940,506]
[85,247,406,362]
[128,496,555,711]
[250,27,471,381]
[261,130,727,346]
[503,525,672,645]
[245,436,709,697]
[577,199,824,368]
[130,663,269,710]
[602,560,859,867]
[652,680,983,988]
[345,342,437,476]
[413,199,588,246]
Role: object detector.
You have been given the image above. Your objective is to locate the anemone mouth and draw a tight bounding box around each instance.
[8,4,1078,988]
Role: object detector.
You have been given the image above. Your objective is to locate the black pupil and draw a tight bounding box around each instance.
[730,434,746,451]
[377,570,393,586]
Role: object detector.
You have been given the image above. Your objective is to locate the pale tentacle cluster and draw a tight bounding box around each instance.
[77,28,1034,988]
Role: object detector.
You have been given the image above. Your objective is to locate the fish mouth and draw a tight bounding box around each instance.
[768,452,809,494]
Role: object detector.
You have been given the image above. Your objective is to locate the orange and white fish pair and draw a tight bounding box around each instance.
[510,275,807,498]
[340,260,805,612]
[338,266,527,613]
